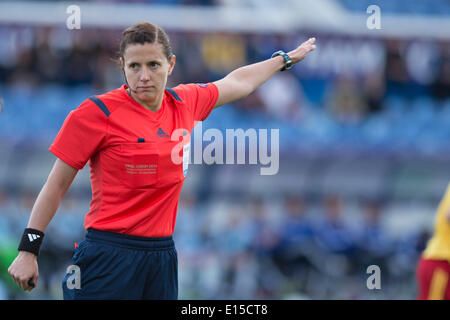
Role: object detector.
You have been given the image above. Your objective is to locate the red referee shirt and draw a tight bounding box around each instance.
[49,83,218,237]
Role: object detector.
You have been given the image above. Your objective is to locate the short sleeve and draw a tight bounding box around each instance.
[49,100,108,170]
[173,83,219,122]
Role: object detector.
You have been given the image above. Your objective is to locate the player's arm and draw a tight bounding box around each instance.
[26,158,78,231]
[213,37,316,109]
[8,158,78,291]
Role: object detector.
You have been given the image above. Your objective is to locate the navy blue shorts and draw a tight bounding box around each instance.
[62,228,178,300]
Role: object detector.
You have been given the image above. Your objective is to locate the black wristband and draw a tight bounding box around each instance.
[18,228,45,256]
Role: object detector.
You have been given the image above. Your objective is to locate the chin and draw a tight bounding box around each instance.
[137,91,157,100]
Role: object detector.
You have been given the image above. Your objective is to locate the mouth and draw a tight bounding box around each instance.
[138,86,154,90]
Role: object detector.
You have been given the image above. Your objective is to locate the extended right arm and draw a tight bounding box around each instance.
[8,158,78,291]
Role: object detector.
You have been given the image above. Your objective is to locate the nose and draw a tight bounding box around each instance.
[140,66,151,82]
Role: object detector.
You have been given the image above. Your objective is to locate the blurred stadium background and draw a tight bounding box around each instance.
[0,0,450,300]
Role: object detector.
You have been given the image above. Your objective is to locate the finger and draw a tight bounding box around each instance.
[17,278,27,291]
[27,278,35,290]
[17,276,30,291]
[301,40,315,51]
[10,274,21,289]
[8,267,15,280]
[30,274,38,290]
[21,278,31,291]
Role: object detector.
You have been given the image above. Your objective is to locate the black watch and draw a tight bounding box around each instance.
[271,50,292,71]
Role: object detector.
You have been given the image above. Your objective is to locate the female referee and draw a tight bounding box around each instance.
[8,22,316,299]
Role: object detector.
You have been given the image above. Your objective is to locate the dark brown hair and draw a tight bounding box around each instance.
[119,22,173,62]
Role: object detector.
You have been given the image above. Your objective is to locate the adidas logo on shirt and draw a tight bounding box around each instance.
[157,128,169,138]
[28,233,41,242]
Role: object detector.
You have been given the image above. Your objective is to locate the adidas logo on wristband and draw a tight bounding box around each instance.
[27,233,41,242]
[19,228,45,256]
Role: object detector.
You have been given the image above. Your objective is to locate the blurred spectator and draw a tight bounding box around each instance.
[363,72,385,114]
[407,42,440,86]
[327,75,367,124]
[201,33,247,77]
[8,48,39,88]
[33,29,63,84]
[233,90,266,114]
[92,45,123,91]
[248,197,282,258]
[63,43,95,86]
[222,250,259,298]
[257,72,305,123]
[281,196,314,247]
[220,206,253,253]
[354,200,395,276]
[384,39,411,97]
[313,195,358,258]
[274,196,316,277]
[431,46,450,101]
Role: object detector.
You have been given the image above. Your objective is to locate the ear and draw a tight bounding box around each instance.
[120,57,124,70]
[168,55,176,76]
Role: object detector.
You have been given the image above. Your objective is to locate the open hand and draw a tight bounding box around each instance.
[287,37,316,65]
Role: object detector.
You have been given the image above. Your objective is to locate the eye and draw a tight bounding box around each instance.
[129,63,138,70]
[149,61,160,68]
